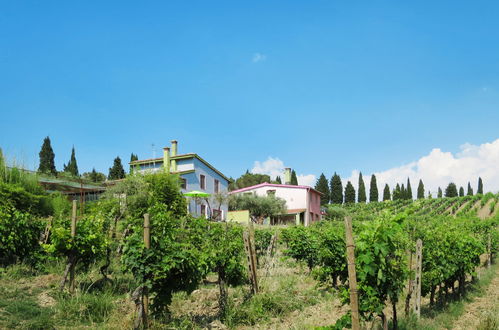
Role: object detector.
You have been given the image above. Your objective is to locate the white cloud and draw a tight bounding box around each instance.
[252,53,267,63]
[251,157,317,186]
[346,139,499,196]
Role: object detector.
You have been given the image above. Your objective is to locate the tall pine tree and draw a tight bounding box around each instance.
[357,172,366,203]
[330,173,343,204]
[63,146,79,176]
[344,181,356,204]
[459,186,464,197]
[400,184,406,200]
[445,182,458,197]
[369,174,378,202]
[383,184,391,201]
[417,179,425,199]
[437,187,443,198]
[393,183,401,200]
[314,173,330,205]
[275,176,282,184]
[38,136,57,175]
[477,177,483,195]
[467,182,473,196]
[108,156,126,180]
[406,178,413,200]
[290,170,298,185]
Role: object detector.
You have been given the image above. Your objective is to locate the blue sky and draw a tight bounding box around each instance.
[1,1,499,190]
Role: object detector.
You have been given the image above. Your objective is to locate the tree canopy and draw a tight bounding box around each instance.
[445,183,458,198]
[229,194,286,224]
[290,170,298,185]
[382,184,391,201]
[344,181,355,204]
[357,172,366,203]
[369,174,378,203]
[477,177,483,195]
[229,171,271,191]
[315,173,330,205]
[63,146,79,177]
[330,173,343,204]
[417,179,425,199]
[38,136,57,175]
[108,156,126,180]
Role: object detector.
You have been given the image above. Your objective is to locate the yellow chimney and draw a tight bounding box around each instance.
[170,140,178,172]
[163,147,170,173]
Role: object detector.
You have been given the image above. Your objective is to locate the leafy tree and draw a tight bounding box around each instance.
[315,173,330,205]
[369,174,378,203]
[230,171,271,191]
[459,186,464,197]
[275,176,282,184]
[406,178,413,200]
[290,170,298,185]
[417,179,425,199]
[467,182,473,196]
[357,172,366,203]
[383,184,391,201]
[477,177,483,195]
[330,173,343,204]
[82,168,106,183]
[108,156,125,180]
[445,182,458,197]
[63,146,79,177]
[229,194,286,224]
[344,181,355,204]
[38,136,57,175]
[437,187,443,198]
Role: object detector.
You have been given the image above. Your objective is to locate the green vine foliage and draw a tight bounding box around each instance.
[44,212,109,269]
[0,204,44,266]
[313,222,347,288]
[121,204,211,315]
[281,225,320,271]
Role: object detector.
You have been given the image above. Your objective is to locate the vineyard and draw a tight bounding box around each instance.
[0,162,498,329]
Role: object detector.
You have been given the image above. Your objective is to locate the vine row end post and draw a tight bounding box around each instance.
[143,213,151,328]
[344,216,360,330]
[69,200,77,294]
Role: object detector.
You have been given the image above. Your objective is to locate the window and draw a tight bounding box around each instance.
[200,174,206,190]
[200,204,206,218]
[214,179,219,193]
[180,178,187,189]
[267,190,276,196]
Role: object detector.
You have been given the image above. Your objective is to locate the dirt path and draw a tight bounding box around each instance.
[477,199,495,219]
[452,266,499,330]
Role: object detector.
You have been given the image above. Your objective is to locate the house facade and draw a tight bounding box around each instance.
[129,140,230,220]
[229,182,322,226]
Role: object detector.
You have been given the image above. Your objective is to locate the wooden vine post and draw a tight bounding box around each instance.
[413,239,423,319]
[243,231,258,294]
[344,216,360,330]
[143,213,151,328]
[69,200,77,294]
[488,233,492,268]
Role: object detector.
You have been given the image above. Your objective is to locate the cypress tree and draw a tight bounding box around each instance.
[290,170,298,185]
[357,172,366,203]
[393,183,401,200]
[406,178,413,200]
[438,187,443,198]
[369,174,378,202]
[467,182,473,196]
[63,146,79,176]
[459,186,464,197]
[108,156,126,180]
[314,173,330,205]
[38,136,57,175]
[276,176,282,184]
[382,184,391,201]
[330,173,343,204]
[445,183,458,197]
[400,184,406,200]
[417,179,425,199]
[344,181,356,204]
[477,177,483,195]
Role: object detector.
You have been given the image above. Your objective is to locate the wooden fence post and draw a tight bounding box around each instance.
[69,200,77,294]
[488,233,492,268]
[413,239,422,319]
[143,213,150,328]
[344,216,360,330]
[243,231,258,294]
